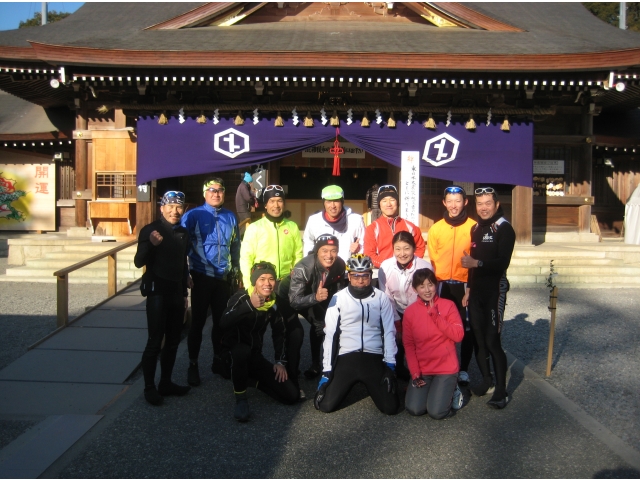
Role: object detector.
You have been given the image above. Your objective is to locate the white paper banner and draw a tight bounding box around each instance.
[400,151,420,226]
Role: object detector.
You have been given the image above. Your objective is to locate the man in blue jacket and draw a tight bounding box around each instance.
[181,177,240,386]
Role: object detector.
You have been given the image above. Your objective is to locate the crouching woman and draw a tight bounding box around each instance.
[403,268,465,419]
[220,262,299,422]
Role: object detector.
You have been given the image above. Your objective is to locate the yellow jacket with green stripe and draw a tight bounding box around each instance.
[240,216,303,284]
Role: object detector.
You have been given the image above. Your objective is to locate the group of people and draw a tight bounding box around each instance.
[134,176,516,423]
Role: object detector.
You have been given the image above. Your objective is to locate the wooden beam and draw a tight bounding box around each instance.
[512,186,532,245]
[75,110,88,228]
[535,135,594,145]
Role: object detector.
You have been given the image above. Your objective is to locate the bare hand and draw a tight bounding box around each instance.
[350,238,360,254]
[413,377,426,388]
[250,289,265,309]
[462,290,470,307]
[461,250,479,269]
[273,363,288,383]
[150,230,163,246]
[315,279,329,302]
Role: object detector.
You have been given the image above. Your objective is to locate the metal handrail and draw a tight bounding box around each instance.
[52,239,138,327]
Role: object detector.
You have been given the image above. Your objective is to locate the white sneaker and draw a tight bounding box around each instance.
[299,389,306,401]
[452,385,464,410]
[458,371,470,386]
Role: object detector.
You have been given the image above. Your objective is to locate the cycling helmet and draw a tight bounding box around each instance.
[346,254,373,273]
[321,185,344,201]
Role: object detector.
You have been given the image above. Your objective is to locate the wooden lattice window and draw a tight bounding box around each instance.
[96,172,137,200]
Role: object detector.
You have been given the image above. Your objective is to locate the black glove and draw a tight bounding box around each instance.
[314,374,330,410]
[381,365,397,395]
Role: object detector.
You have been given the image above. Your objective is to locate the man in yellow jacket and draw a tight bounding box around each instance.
[427,185,477,386]
[240,184,305,397]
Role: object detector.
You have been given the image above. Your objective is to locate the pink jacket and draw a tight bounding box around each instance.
[402,296,464,377]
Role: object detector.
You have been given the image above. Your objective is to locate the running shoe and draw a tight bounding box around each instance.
[158,380,191,396]
[452,385,464,410]
[457,371,470,386]
[187,362,201,387]
[487,392,510,409]
[299,389,306,401]
[472,377,495,397]
[144,387,164,406]
[304,363,322,379]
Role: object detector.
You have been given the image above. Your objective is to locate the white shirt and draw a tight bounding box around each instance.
[303,207,365,262]
[378,256,433,321]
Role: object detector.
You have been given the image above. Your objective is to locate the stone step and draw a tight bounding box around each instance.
[44,252,136,261]
[4,267,142,279]
[61,244,138,253]
[509,274,640,285]
[509,257,623,267]
[25,259,139,269]
[508,265,640,276]
[0,275,135,284]
[513,248,607,259]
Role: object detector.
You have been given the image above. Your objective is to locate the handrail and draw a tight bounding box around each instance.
[238,217,251,229]
[53,239,138,328]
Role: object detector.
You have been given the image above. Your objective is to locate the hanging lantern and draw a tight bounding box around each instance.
[304,111,314,127]
[361,112,370,127]
[465,114,476,130]
[234,111,245,125]
[423,113,436,130]
[196,111,207,124]
[501,115,511,132]
[97,105,109,114]
[158,112,169,125]
[330,110,340,126]
[274,112,284,127]
[329,128,344,176]
[387,112,396,128]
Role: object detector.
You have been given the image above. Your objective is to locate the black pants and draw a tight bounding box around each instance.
[275,293,304,387]
[188,270,231,362]
[142,292,185,388]
[468,278,509,397]
[230,343,299,404]
[318,352,400,415]
[439,282,477,372]
[305,304,327,367]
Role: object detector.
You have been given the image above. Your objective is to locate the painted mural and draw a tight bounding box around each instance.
[0,163,55,231]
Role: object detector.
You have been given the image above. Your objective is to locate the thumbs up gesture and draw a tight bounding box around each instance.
[461,250,479,269]
[350,238,361,254]
[315,279,329,302]
[250,288,265,308]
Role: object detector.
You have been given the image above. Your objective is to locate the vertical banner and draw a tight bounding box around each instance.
[0,163,56,230]
[400,151,420,226]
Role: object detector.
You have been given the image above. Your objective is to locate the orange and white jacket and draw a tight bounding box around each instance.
[427,217,476,283]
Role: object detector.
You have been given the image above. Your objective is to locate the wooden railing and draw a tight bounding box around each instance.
[52,239,138,328]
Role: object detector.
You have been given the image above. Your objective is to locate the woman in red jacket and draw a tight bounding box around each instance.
[403,268,465,419]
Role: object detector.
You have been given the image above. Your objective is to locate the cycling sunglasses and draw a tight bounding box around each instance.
[474,187,496,195]
[444,186,466,197]
[264,185,284,192]
[377,184,398,195]
[251,261,277,274]
[205,186,225,194]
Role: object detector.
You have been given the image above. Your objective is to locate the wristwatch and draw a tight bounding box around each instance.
[477,260,483,268]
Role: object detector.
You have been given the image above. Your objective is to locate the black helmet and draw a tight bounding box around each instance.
[346,254,373,273]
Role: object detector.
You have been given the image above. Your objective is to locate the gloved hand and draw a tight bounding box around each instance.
[381,364,397,394]
[314,374,330,410]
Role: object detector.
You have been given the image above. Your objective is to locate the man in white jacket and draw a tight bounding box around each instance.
[314,254,399,415]
[303,185,365,262]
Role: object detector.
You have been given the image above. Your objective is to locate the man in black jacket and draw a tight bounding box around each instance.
[134,190,191,405]
[281,235,347,379]
[461,187,516,410]
[220,262,299,422]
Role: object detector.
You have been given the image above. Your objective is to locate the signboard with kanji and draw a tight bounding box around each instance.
[0,161,56,231]
[400,151,420,226]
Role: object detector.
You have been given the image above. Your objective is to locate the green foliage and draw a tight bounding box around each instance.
[18,10,71,28]
[583,2,640,32]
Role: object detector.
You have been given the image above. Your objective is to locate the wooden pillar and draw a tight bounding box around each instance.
[577,107,594,233]
[114,108,126,129]
[135,184,155,234]
[512,186,533,245]
[74,110,88,227]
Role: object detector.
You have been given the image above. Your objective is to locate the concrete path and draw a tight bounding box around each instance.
[0,285,145,478]
[0,284,638,478]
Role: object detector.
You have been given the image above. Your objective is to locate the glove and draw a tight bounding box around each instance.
[314,374,330,410]
[381,365,397,395]
[385,362,396,372]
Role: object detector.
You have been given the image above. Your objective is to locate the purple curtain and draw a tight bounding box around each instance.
[137,115,532,186]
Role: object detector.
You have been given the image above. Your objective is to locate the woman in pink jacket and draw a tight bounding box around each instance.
[402,268,465,419]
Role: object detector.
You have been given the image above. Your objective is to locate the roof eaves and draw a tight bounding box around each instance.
[145,3,238,30]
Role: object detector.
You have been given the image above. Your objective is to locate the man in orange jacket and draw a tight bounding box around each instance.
[427,185,477,386]
[363,184,426,269]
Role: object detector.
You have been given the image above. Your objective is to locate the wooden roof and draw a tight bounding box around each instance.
[0,3,639,71]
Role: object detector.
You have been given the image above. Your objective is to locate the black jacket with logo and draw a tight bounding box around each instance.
[468,207,516,292]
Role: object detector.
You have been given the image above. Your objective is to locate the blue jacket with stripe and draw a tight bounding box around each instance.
[181,203,240,279]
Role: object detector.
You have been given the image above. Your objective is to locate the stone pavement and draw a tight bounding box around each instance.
[0,285,638,478]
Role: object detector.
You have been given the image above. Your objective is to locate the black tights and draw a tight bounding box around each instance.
[439,282,477,372]
[142,293,185,388]
[468,284,508,398]
[188,271,230,362]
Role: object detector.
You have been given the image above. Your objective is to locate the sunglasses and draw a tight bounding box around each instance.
[252,261,277,273]
[444,186,465,196]
[264,185,284,192]
[377,184,398,195]
[164,191,185,200]
[205,187,225,194]
[350,273,371,278]
[475,187,496,195]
